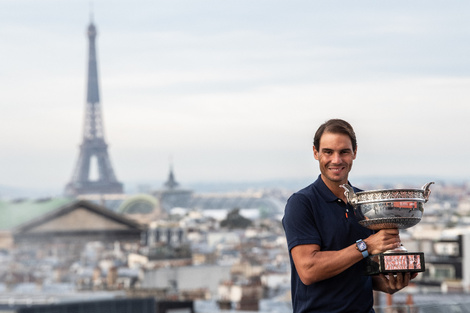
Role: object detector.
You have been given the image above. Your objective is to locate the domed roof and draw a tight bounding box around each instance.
[118,194,159,215]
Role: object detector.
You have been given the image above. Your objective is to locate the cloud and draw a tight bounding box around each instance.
[1,0,470,192]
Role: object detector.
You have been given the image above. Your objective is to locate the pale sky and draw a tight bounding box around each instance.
[1,0,470,195]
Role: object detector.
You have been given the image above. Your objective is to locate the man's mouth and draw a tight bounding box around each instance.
[329,167,345,173]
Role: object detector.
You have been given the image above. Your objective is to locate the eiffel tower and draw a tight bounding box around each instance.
[65,21,123,197]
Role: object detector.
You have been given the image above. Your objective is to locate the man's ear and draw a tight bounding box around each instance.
[313,146,319,160]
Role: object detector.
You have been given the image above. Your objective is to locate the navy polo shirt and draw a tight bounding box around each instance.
[282,175,374,313]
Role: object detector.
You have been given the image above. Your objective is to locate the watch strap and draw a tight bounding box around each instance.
[356,239,369,258]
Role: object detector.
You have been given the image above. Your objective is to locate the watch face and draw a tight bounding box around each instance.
[357,241,367,251]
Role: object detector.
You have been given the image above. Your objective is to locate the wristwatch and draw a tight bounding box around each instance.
[356,239,369,258]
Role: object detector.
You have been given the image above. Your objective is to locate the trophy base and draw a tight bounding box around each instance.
[364,252,425,275]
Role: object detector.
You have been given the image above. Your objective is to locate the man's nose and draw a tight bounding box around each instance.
[332,152,342,163]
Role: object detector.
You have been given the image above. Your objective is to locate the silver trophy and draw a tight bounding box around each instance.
[341,182,434,275]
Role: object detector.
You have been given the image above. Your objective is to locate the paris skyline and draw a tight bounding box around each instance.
[1,0,470,195]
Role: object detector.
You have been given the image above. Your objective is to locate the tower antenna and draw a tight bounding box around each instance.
[89,1,94,23]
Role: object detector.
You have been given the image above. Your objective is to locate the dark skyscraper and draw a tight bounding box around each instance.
[65,21,123,197]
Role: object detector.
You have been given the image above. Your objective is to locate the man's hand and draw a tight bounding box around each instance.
[365,229,401,255]
[373,272,419,294]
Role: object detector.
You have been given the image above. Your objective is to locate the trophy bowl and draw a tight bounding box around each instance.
[341,182,434,275]
[341,182,434,230]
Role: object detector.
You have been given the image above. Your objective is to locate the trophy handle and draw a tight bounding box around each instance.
[422,182,434,203]
[340,184,358,207]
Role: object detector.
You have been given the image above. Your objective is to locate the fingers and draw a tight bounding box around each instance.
[383,229,401,244]
[371,229,402,253]
[382,228,400,236]
[388,273,396,286]
[387,240,401,251]
[387,273,411,292]
[404,272,411,285]
[400,273,411,289]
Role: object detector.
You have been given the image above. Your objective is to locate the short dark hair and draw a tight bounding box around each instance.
[313,119,357,152]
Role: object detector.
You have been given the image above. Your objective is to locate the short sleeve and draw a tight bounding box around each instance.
[283,192,322,252]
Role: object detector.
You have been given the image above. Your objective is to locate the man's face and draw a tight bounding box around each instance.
[313,132,356,186]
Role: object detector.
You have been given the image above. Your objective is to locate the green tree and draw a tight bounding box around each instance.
[220,208,252,229]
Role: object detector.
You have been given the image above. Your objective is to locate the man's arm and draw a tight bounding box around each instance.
[291,229,402,285]
[291,243,362,284]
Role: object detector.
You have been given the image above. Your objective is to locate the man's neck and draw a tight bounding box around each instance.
[321,175,348,202]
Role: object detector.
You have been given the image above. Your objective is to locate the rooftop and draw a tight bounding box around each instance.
[0,198,73,230]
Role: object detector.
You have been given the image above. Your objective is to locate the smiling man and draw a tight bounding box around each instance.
[282,119,416,313]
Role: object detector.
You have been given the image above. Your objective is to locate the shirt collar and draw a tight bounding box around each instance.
[313,174,352,203]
